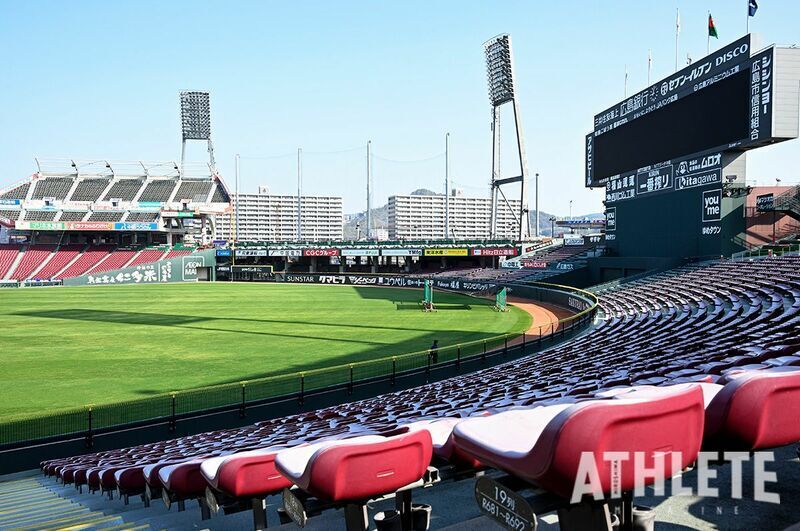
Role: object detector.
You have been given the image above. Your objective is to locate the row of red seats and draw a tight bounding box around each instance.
[42,368,800,530]
[0,244,193,280]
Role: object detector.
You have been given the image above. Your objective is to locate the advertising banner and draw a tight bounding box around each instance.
[521,260,548,269]
[235,249,268,257]
[63,250,214,286]
[15,220,161,231]
[303,248,340,257]
[756,193,775,212]
[423,248,468,257]
[114,222,159,231]
[341,248,380,257]
[471,248,518,257]
[279,273,497,292]
[269,249,302,257]
[380,248,423,257]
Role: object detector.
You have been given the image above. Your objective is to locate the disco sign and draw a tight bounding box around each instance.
[586,36,775,187]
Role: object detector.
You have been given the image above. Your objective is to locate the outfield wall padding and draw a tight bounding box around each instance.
[63,250,216,287]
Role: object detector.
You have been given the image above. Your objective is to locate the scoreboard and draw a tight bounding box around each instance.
[586,35,800,259]
[586,36,775,187]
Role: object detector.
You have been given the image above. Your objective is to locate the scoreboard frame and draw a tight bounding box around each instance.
[586,35,776,187]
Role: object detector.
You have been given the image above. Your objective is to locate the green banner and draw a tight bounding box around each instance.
[63,249,216,286]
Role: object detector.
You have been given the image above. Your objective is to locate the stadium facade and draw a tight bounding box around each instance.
[388,193,521,240]
[213,190,343,242]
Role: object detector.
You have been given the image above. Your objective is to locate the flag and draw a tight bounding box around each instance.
[749,0,758,17]
[708,14,718,38]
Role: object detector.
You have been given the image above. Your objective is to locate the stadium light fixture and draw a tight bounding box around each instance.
[484,35,515,107]
[179,91,215,171]
[483,34,530,241]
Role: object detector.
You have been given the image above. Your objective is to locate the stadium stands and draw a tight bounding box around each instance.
[59,211,88,221]
[0,182,29,199]
[174,181,212,202]
[137,180,177,203]
[10,245,56,280]
[102,179,143,201]
[57,245,115,279]
[34,256,800,529]
[211,182,230,203]
[0,244,21,278]
[164,249,192,259]
[33,244,84,279]
[0,209,20,220]
[86,249,137,274]
[69,179,110,202]
[125,212,159,222]
[24,210,57,221]
[31,177,73,200]
[127,247,168,267]
[0,243,196,281]
[87,211,125,222]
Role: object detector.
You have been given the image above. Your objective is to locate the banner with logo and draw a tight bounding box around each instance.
[269,249,303,257]
[471,247,518,257]
[15,220,161,231]
[63,250,214,286]
[380,248,423,257]
[424,248,468,257]
[278,273,496,292]
[235,249,268,257]
[341,248,380,256]
[303,248,340,257]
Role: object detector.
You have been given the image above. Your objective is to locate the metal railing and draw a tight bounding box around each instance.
[0,284,599,449]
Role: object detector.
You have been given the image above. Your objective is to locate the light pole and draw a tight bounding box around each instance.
[549,216,556,237]
[569,200,573,221]
[535,172,539,238]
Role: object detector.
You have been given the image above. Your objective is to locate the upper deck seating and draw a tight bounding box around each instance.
[138,181,177,203]
[103,179,143,201]
[31,177,72,200]
[0,182,29,199]
[69,179,109,202]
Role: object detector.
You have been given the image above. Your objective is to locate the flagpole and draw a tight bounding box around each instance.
[647,49,652,85]
[675,8,680,72]
[746,0,750,34]
[624,64,628,97]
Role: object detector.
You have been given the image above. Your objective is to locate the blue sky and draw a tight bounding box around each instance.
[1,0,798,216]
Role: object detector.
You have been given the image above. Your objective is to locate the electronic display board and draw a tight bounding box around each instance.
[586,36,775,186]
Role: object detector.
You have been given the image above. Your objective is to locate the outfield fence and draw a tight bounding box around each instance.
[0,282,599,449]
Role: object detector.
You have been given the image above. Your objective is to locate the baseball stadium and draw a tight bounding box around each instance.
[1,2,800,531]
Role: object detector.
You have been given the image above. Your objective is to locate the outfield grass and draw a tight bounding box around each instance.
[0,283,531,421]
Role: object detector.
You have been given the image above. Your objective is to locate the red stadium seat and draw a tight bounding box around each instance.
[275,431,432,502]
[158,458,215,501]
[200,446,293,499]
[452,384,705,500]
[703,366,800,450]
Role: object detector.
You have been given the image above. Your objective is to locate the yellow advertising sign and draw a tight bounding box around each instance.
[424,248,468,257]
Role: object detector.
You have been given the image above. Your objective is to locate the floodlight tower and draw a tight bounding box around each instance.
[180,91,215,171]
[484,34,530,240]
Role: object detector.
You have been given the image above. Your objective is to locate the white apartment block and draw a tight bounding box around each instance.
[214,192,343,241]
[388,194,521,239]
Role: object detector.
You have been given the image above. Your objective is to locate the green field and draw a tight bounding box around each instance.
[0,283,531,421]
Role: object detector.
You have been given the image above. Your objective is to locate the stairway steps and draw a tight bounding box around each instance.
[3,506,92,528]
[14,512,122,531]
